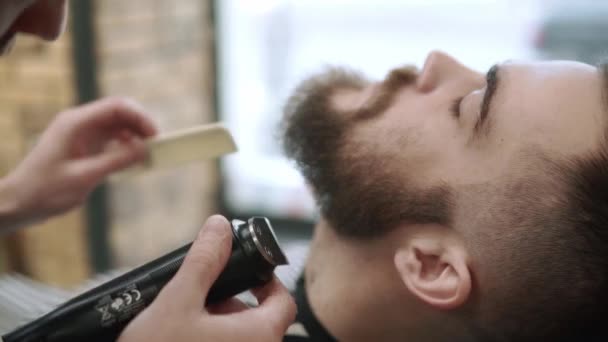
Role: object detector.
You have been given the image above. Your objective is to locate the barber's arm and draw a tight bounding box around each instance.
[118,215,297,342]
[0,97,157,232]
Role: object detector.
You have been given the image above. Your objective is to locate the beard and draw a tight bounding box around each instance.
[281,66,453,238]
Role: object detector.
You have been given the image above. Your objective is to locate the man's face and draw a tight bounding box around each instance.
[0,0,67,55]
[283,51,607,237]
[343,51,605,191]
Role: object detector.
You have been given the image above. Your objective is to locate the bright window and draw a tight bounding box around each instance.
[216,0,605,219]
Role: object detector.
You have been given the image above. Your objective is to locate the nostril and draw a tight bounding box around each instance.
[417,51,447,93]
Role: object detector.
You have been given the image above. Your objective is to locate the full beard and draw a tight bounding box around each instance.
[281,66,453,238]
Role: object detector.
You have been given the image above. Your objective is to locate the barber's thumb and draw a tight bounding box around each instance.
[171,215,233,304]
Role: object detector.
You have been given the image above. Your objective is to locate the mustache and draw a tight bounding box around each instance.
[355,65,419,121]
[281,65,419,168]
[0,31,16,55]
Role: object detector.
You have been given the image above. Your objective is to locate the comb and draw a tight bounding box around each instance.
[112,123,237,179]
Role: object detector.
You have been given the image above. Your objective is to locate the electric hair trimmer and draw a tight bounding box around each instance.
[3,217,288,342]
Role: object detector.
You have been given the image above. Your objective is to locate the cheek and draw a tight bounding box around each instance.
[353,108,468,183]
[376,100,456,146]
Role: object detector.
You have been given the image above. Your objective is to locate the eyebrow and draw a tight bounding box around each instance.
[474,64,500,136]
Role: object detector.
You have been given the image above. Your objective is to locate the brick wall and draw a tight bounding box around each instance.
[94,0,219,266]
[0,0,218,285]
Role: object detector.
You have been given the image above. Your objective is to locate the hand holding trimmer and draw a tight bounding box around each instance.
[3,216,288,342]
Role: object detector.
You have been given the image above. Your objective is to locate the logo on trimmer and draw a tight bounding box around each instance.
[96,285,145,327]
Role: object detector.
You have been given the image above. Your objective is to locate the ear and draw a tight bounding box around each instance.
[394,235,471,310]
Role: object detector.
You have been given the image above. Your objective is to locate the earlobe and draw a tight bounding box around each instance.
[394,239,471,310]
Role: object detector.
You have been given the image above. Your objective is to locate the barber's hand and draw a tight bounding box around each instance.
[3,97,156,227]
[118,215,297,342]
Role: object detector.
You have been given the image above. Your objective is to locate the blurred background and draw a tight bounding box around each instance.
[0,0,606,288]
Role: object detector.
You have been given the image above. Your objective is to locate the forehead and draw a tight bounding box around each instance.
[497,60,606,157]
[505,60,601,95]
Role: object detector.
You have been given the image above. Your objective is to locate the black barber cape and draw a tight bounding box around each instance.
[281,277,608,341]
[283,277,337,342]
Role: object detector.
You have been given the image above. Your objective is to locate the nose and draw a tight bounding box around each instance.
[13,0,67,41]
[416,50,483,92]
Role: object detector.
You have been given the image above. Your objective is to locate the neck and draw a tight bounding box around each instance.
[304,221,473,341]
[304,221,423,341]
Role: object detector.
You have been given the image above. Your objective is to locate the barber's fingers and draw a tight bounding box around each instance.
[67,97,157,138]
[207,298,250,315]
[167,215,233,308]
[241,277,297,335]
[67,138,147,182]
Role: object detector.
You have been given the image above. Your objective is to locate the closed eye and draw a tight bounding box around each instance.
[474,64,500,134]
